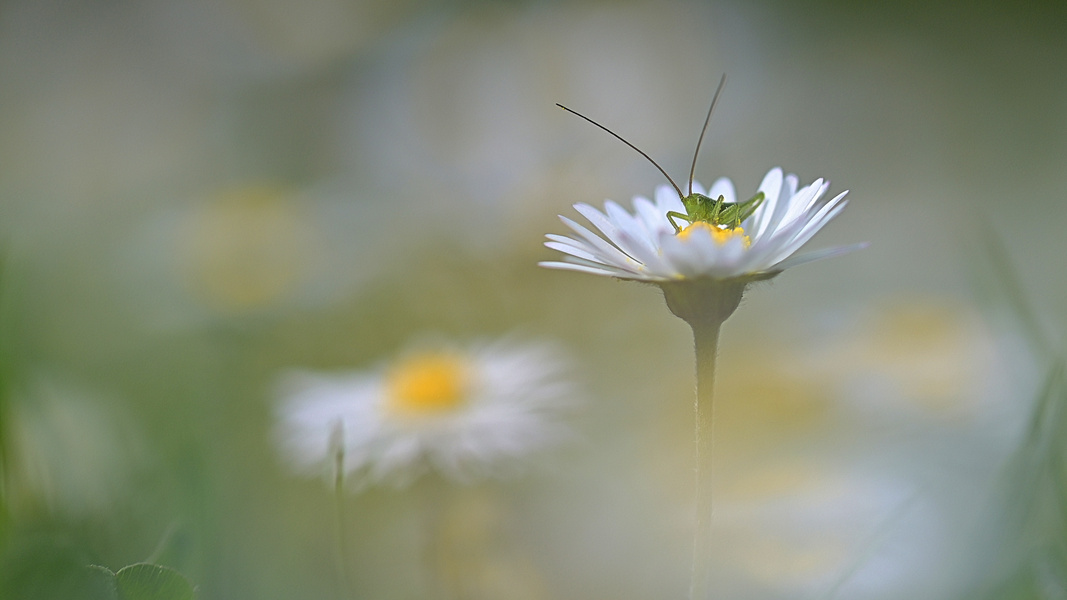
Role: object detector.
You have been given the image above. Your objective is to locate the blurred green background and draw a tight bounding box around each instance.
[1,0,1067,598]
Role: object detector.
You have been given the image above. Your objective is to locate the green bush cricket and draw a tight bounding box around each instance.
[556,74,764,234]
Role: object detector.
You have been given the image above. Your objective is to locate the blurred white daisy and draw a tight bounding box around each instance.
[540,167,862,282]
[275,339,575,487]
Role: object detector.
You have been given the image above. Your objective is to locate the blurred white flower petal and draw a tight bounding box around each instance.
[275,338,577,487]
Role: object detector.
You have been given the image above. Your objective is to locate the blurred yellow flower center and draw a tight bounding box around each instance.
[386,353,470,415]
[678,222,751,248]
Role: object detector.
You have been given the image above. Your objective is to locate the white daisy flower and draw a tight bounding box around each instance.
[540,167,862,282]
[275,339,574,488]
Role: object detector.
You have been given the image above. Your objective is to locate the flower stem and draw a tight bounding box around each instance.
[420,477,453,600]
[659,278,746,600]
[688,318,722,600]
[332,424,354,600]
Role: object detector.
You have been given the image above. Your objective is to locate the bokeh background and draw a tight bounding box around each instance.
[2,0,1067,599]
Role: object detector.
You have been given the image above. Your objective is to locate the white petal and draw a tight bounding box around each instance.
[707,177,736,204]
[572,203,621,243]
[773,242,868,270]
[544,241,602,263]
[766,202,848,266]
[750,168,783,241]
[659,229,718,277]
[775,179,825,232]
[789,192,849,241]
[740,215,812,271]
[783,174,799,198]
[574,202,672,273]
[655,184,686,216]
[762,174,800,234]
[544,234,601,261]
[714,235,748,272]
[633,196,671,235]
[559,216,635,268]
[372,437,423,481]
[545,233,591,248]
[538,260,629,278]
[574,202,659,266]
[604,200,658,252]
[612,228,674,273]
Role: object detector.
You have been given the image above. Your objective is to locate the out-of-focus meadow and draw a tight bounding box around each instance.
[2,0,1067,599]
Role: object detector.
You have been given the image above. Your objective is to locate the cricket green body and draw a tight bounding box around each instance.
[556,75,760,235]
[666,191,766,233]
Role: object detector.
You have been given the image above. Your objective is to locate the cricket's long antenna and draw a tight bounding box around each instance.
[556,103,685,199]
[688,73,727,197]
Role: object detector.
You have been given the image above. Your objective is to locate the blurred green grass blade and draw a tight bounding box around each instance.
[966,225,1067,598]
[817,493,920,600]
[966,364,1067,599]
[0,248,9,537]
[0,540,113,600]
[971,227,1053,359]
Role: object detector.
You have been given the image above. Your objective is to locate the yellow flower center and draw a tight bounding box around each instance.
[677,222,751,248]
[385,352,470,416]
